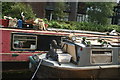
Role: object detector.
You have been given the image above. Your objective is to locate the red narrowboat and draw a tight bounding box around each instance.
[0,27,68,70]
[0,27,120,70]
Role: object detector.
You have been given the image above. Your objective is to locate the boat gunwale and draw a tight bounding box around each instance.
[40,61,120,71]
[35,56,120,70]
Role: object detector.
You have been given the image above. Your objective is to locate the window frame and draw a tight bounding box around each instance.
[12,33,37,51]
[90,49,113,64]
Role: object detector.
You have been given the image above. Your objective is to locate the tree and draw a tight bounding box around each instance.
[2,2,15,17]
[53,2,67,20]
[2,2,36,19]
[86,2,116,25]
[68,2,78,21]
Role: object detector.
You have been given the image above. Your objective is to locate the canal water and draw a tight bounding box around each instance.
[2,69,37,80]
[2,62,36,80]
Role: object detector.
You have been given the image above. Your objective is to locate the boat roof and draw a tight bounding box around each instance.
[0,27,120,46]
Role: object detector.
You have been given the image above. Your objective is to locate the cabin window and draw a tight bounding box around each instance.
[12,34,37,50]
[91,49,112,64]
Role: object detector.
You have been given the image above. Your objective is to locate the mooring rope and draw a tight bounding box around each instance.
[30,59,43,80]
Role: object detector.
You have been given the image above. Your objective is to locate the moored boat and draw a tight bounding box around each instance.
[29,36,120,79]
[0,27,64,70]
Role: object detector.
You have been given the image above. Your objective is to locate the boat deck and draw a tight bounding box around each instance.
[37,53,120,70]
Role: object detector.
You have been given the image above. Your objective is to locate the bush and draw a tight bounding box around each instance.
[44,19,120,32]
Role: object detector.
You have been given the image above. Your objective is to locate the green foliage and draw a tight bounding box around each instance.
[2,2,36,19]
[86,2,116,25]
[2,2,15,17]
[0,1,2,18]
[44,19,120,32]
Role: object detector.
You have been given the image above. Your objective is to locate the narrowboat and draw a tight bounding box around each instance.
[29,35,120,79]
[0,27,66,70]
[0,24,120,71]
[0,26,101,70]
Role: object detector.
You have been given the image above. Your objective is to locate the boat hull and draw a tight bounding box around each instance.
[30,61,120,79]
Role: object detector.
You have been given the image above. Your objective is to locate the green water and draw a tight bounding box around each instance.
[2,70,35,80]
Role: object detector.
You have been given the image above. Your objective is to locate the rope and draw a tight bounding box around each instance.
[30,59,43,80]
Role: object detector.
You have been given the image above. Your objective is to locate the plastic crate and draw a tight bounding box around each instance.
[58,54,72,63]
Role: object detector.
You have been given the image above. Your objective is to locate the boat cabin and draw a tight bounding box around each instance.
[0,28,65,62]
[54,36,120,66]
